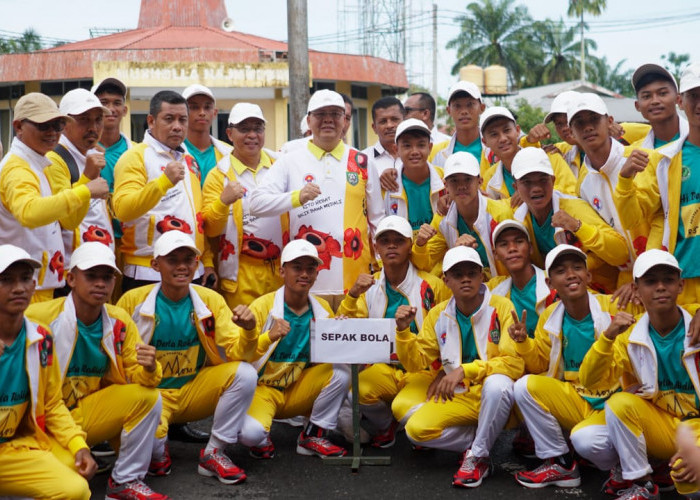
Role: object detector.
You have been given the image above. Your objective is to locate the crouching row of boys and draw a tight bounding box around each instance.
[0,233,350,500]
[344,214,700,500]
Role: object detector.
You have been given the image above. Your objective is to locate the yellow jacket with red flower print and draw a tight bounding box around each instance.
[249,140,384,295]
[396,285,524,393]
[45,135,116,260]
[9,317,89,458]
[112,132,213,277]
[0,139,91,291]
[116,283,258,364]
[202,149,288,294]
[26,295,163,406]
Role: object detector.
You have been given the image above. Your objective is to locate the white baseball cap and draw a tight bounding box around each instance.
[153,230,201,259]
[632,63,678,93]
[0,245,40,274]
[375,216,413,240]
[492,219,530,245]
[91,77,127,97]
[680,63,700,94]
[544,244,587,276]
[443,246,483,273]
[281,240,323,266]
[69,242,120,273]
[447,81,482,103]
[182,84,215,102]
[228,102,266,125]
[511,147,554,180]
[444,151,481,178]
[632,249,681,279]
[395,118,431,143]
[307,89,344,113]
[544,91,580,124]
[479,106,515,134]
[300,114,310,135]
[567,93,608,125]
[60,88,110,116]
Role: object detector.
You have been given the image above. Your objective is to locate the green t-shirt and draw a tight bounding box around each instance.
[63,317,109,409]
[456,307,479,363]
[562,312,605,409]
[530,211,556,259]
[99,135,128,193]
[402,173,433,231]
[0,325,28,443]
[457,213,490,270]
[386,282,417,334]
[269,303,313,364]
[502,166,516,197]
[184,138,217,187]
[152,291,205,389]
[453,137,483,164]
[510,273,538,337]
[653,132,680,149]
[675,141,700,278]
[649,317,699,418]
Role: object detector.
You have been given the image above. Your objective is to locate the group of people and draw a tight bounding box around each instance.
[1,59,700,500]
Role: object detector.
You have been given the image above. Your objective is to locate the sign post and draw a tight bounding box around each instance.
[312,318,394,471]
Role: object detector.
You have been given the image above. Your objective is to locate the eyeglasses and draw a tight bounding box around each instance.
[25,119,66,132]
[309,110,345,121]
[404,107,427,113]
[230,124,265,134]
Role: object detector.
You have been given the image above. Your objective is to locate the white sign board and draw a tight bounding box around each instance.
[311,318,396,364]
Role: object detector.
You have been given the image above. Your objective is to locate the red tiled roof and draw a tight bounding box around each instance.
[0,0,408,89]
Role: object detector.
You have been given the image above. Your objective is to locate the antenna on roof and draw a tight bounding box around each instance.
[221,17,235,32]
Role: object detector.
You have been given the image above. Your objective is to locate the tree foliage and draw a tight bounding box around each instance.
[0,28,43,54]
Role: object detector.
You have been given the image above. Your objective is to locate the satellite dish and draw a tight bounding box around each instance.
[221,17,235,32]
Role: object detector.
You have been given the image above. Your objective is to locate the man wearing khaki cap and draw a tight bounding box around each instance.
[0,93,109,302]
[45,88,115,266]
[202,102,284,309]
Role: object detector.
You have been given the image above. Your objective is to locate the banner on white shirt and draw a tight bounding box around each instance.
[311,318,395,364]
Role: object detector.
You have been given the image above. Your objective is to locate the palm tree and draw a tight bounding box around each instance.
[588,56,634,97]
[446,0,537,89]
[0,28,42,54]
[528,18,597,85]
[567,0,606,81]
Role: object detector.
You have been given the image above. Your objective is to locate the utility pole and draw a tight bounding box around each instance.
[432,3,437,96]
[580,10,585,81]
[287,0,310,140]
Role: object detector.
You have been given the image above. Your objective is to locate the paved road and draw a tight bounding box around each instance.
[88,419,684,499]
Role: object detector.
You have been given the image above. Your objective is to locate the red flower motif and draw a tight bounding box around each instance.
[343,228,363,260]
[282,230,290,246]
[241,234,281,260]
[196,212,204,234]
[185,155,201,180]
[220,236,236,261]
[295,225,341,271]
[633,236,648,257]
[347,151,368,180]
[49,251,64,279]
[156,215,192,234]
[82,225,113,246]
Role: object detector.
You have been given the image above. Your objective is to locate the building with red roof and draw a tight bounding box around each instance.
[0,0,408,150]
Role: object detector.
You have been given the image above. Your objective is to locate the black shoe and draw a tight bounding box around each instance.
[91,440,115,457]
[92,453,114,475]
[168,423,210,443]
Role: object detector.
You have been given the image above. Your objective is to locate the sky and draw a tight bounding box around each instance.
[0,0,698,97]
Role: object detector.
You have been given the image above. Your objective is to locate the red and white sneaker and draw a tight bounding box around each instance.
[250,438,276,459]
[371,421,397,449]
[602,464,632,496]
[514,458,581,488]
[452,451,493,488]
[197,448,246,485]
[106,477,169,500]
[296,431,347,458]
[147,446,171,477]
[616,481,659,499]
